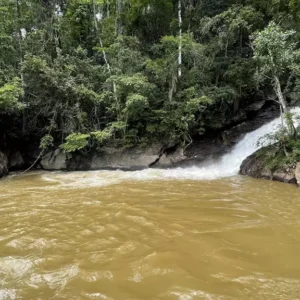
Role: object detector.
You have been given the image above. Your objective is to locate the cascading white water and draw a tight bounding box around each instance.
[194,106,300,177]
[40,107,300,188]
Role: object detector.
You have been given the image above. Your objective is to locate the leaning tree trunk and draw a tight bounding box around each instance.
[274,75,296,137]
[274,76,288,112]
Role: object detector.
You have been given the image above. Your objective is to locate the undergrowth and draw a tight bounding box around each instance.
[257,134,300,171]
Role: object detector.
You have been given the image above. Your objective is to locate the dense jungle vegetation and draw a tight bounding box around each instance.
[1,0,300,154]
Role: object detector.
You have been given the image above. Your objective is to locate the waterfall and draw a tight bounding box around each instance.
[41,107,300,188]
[218,106,300,175]
[154,106,300,180]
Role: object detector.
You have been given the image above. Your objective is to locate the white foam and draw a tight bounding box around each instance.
[0,289,17,300]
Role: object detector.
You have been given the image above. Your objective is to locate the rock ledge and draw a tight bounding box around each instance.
[240,150,300,186]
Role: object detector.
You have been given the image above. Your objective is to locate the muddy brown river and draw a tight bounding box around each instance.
[0,170,300,299]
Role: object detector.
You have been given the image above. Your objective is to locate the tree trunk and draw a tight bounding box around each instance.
[116,0,123,36]
[178,0,182,78]
[274,76,288,113]
[168,67,178,103]
[15,0,26,134]
[274,75,296,137]
[92,0,119,115]
[92,0,110,73]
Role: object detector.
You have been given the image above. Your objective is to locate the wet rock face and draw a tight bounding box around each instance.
[42,145,162,171]
[272,170,297,185]
[41,150,69,170]
[0,152,8,179]
[240,149,298,185]
[182,102,279,167]
[239,152,267,178]
[223,105,279,146]
[90,146,161,171]
[182,137,227,167]
[155,147,186,168]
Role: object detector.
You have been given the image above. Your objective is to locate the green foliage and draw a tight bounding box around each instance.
[125,94,149,116]
[257,124,300,170]
[40,135,54,151]
[0,78,24,112]
[252,22,298,79]
[258,138,300,170]
[252,22,299,135]
[61,133,90,153]
[125,0,173,44]
[91,129,112,144]
[1,0,300,150]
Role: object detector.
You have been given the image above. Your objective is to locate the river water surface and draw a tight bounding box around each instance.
[0,171,300,299]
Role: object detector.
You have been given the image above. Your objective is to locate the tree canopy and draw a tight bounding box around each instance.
[1,0,300,152]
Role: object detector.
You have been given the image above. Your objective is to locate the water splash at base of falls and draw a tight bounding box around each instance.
[39,107,300,188]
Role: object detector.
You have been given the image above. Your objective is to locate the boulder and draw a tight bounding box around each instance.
[90,145,161,170]
[8,151,24,170]
[0,152,8,179]
[240,149,298,185]
[55,144,163,171]
[41,150,69,170]
[273,170,297,184]
[295,163,300,187]
[155,147,186,167]
[239,152,269,178]
[183,137,228,167]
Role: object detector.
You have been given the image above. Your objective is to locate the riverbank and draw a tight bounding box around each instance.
[0,101,279,179]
